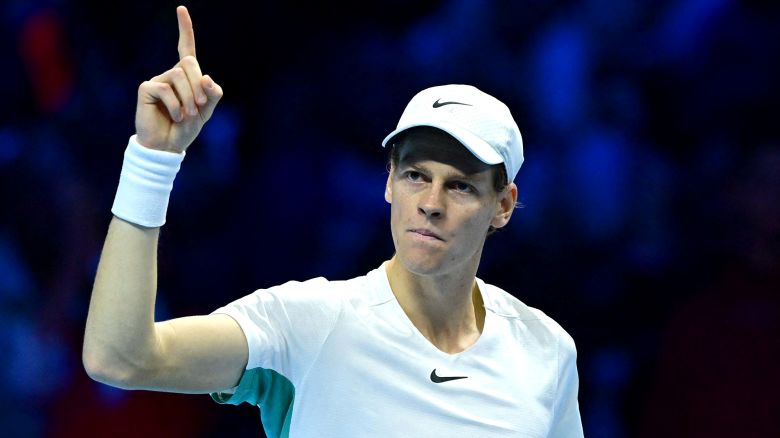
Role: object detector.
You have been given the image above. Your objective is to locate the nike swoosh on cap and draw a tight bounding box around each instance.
[432,98,472,108]
[430,369,468,383]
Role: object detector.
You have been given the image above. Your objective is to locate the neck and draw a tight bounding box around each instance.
[385,255,486,354]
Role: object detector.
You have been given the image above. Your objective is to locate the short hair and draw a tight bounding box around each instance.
[386,126,510,235]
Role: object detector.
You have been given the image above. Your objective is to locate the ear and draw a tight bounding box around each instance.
[490,182,517,229]
[385,164,394,204]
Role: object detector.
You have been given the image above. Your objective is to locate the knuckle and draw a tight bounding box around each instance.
[180,55,197,65]
[156,82,172,93]
[170,67,185,77]
[140,80,161,93]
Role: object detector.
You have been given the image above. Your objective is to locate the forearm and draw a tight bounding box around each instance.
[83,215,162,387]
[83,5,225,389]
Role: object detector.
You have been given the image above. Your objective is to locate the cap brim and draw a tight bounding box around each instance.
[381,121,503,165]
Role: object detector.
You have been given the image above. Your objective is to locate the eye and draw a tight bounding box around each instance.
[452,181,474,193]
[405,171,423,182]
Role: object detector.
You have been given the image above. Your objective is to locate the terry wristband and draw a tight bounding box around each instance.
[111,135,186,228]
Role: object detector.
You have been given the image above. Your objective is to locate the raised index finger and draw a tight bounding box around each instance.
[177,5,196,59]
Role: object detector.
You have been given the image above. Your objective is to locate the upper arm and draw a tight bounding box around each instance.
[549,329,584,437]
[134,313,249,394]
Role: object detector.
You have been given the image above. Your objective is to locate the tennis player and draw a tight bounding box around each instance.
[83,6,584,437]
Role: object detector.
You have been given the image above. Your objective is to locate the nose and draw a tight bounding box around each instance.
[418,185,445,219]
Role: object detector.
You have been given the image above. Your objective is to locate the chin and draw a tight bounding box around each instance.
[403,260,445,277]
[397,248,454,277]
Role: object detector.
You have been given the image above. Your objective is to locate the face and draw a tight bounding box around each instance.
[385,131,517,278]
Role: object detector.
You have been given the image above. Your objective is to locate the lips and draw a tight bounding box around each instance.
[409,228,444,241]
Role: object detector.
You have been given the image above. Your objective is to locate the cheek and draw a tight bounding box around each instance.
[390,188,414,219]
[388,196,407,235]
[461,206,495,234]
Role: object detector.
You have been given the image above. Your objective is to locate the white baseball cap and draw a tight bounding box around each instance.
[382,84,524,181]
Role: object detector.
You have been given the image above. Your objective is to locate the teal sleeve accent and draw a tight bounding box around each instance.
[210,367,295,438]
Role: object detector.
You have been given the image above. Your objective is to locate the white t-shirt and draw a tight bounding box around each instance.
[210,262,584,438]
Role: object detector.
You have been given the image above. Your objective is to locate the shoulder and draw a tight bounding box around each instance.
[479,280,577,354]
[255,265,389,306]
[320,265,395,308]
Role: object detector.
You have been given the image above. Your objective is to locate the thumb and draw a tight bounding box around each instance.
[199,74,223,121]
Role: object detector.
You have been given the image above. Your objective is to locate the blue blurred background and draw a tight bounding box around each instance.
[1,0,779,436]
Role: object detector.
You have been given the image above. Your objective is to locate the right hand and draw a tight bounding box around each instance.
[135,6,223,153]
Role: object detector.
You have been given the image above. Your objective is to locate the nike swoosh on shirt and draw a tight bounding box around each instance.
[432,98,472,108]
[430,369,468,383]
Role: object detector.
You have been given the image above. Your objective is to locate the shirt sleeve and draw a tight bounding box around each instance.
[549,329,585,438]
[208,277,342,402]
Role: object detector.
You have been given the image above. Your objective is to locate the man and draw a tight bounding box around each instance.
[83,6,584,437]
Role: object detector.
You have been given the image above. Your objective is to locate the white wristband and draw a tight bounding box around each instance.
[111,135,186,227]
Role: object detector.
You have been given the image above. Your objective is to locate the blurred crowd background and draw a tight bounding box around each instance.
[1,0,778,436]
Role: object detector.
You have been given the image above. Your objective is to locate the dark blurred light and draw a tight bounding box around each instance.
[0,127,22,166]
[19,8,73,113]
[566,129,629,240]
[0,234,33,299]
[529,21,589,131]
[202,104,241,182]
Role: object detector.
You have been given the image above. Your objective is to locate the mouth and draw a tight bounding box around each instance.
[409,228,445,241]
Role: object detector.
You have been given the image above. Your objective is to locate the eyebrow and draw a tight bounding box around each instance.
[403,162,484,182]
